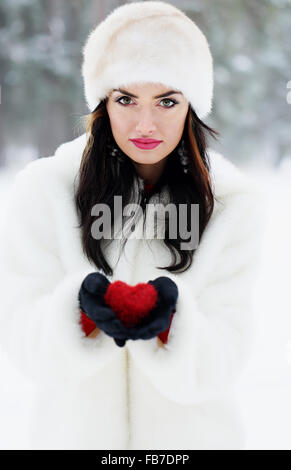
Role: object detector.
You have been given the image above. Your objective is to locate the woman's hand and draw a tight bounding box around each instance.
[87,327,100,338]
[78,272,178,347]
[157,337,165,348]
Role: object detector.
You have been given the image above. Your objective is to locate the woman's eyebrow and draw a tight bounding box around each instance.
[112,88,182,98]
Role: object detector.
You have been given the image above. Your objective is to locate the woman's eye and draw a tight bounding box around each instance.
[116,96,133,105]
[160,98,177,108]
[115,96,178,108]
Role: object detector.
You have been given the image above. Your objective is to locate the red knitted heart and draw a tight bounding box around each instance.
[104,280,158,327]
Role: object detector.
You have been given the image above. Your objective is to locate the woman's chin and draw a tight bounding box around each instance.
[129,154,165,166]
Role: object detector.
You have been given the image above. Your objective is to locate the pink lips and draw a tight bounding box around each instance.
[130,139,162,150]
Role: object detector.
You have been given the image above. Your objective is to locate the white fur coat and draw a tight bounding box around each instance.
[0,133,265,450]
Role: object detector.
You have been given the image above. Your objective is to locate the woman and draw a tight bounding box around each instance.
[0,1,265,450]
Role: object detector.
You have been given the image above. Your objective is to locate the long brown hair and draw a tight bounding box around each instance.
[74,98,220,276]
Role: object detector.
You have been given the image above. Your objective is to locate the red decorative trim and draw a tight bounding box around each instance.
[79,309,96,336]
[157,310,176,344]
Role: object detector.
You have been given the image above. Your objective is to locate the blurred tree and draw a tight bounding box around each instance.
[184,0,291,166]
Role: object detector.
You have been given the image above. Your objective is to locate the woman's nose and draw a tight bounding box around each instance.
[135,110,157,135]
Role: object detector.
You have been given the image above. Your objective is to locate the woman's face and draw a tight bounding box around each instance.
[106,82,189,166]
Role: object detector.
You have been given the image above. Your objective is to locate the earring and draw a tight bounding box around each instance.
[177,138,190,174]
[106,135,126,164]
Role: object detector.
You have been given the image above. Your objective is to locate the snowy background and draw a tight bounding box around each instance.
[0,0,291,450]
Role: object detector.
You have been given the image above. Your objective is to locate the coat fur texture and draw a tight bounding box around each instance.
[0,133,265,449]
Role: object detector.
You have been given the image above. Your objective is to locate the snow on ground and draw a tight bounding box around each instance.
[0,160,291,449]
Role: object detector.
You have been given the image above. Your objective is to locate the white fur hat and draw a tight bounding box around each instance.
[81,1,213,120]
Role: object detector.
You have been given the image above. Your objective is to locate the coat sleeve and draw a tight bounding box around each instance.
[0,161,120,386]
[126,186,266,405]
